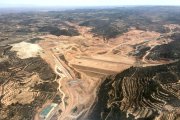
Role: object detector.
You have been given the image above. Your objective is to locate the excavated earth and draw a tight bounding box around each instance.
[0,45,59,120]
[0,8,180,120]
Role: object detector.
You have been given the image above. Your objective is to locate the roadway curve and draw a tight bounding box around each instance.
[55,66,66,111]
[51,52,87,120]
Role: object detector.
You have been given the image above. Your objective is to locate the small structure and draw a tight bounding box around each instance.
[40,103,59,120]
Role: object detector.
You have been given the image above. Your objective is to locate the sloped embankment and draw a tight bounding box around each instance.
[87,61,180,120]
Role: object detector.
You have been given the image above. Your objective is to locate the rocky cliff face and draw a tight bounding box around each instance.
[88,61,180,120]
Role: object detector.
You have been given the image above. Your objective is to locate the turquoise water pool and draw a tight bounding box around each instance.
[40,103,58,118]
[40,105,54,117]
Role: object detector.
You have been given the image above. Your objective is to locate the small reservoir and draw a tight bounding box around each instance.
[40,103,58,120]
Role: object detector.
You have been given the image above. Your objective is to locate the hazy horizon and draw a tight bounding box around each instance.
[0,0,180,8]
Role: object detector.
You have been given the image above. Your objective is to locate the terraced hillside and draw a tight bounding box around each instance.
[0,45,60,120]
[0,6,180,120]
[87,61,180,120]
